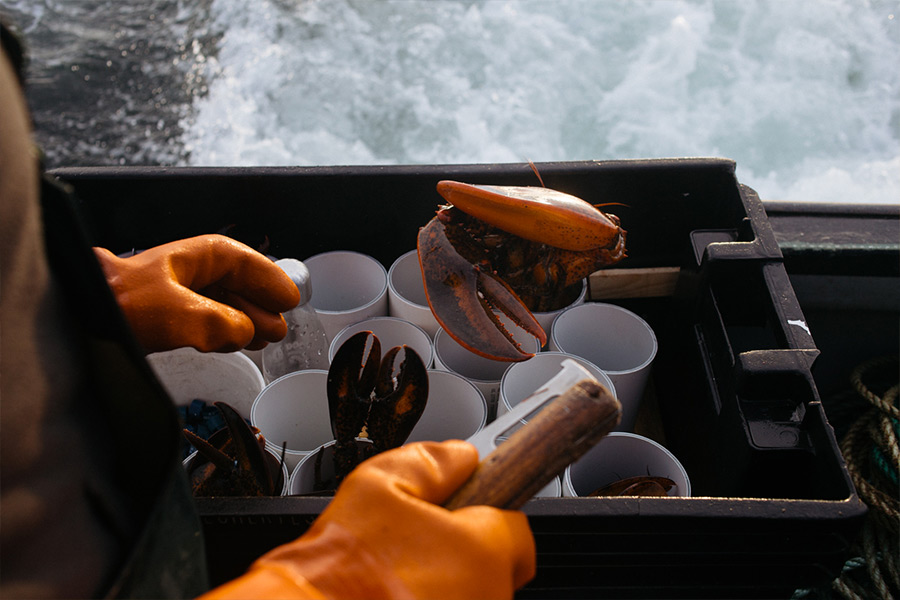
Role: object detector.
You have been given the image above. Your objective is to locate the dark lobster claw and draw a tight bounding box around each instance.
[418,216,546,362]
[326,331,429,481]
[183,401,275,496]
[367,345,429,453]
[327,331,382,451]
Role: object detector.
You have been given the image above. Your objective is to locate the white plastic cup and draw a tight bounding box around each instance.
[303,251,389,343]
[538,477,562,498]
[549,303,658,432]
[432,317,542,420]
[498,351,616,428]
[563,432,691,497]
[183,448,290,496]
[147,347,265,420]
[404,370,487,443]
[250,370,334,471]
[388,250,440,339]
[289,438,373,495]
[531,279,587,347]
[328,317,435,369]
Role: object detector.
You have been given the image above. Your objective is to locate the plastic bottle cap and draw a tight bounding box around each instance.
[275,258,313,304]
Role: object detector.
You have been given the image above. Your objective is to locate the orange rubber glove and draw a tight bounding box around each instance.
[202,440,536,600]
[94,234,301,353]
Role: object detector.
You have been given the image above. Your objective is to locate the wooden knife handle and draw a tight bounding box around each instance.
[444,380,621,510]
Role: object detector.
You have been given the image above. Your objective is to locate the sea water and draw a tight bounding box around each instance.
[3,0,898,204]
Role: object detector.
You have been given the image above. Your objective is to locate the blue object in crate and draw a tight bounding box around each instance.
[177,399,236,459]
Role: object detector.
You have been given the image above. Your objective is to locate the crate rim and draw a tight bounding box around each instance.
[49,156,739,179]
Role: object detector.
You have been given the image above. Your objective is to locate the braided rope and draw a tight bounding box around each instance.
[831,356,900,600]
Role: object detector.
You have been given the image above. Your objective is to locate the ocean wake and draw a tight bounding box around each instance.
[6,0,899,204]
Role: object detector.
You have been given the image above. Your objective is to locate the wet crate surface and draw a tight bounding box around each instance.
[52,159,866,598]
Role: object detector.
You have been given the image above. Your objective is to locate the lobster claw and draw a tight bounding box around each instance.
[183,401,275,496]
[367,345,429,453]
[326,331,429,481]
[327,330,382,448]
[418,179,625,362]
[418,217,546,362]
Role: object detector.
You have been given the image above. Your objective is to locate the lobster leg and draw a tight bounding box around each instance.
[418,217,546,362]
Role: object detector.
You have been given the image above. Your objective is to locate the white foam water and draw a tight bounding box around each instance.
[7,0,899,204]
[179,0,900,204]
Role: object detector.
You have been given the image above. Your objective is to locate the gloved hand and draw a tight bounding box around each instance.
[203,440,536,600]
[94,234,301,353]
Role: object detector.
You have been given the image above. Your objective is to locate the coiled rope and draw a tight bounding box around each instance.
[831,355,899,600]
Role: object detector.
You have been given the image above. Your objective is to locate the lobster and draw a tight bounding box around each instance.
[417,179,626,362]
[183,401,281,497]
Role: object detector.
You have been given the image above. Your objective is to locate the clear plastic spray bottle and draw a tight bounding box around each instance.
[262,258,329,383]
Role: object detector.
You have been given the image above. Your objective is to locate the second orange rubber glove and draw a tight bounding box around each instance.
[203,440,536,600]
[94,234,301,353]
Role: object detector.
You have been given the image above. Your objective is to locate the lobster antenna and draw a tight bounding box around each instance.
[527,158,627,209]
[527,159,546,188]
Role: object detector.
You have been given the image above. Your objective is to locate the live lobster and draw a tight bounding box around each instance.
[417,179,626,362]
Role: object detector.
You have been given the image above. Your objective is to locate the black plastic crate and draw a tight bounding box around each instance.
[52,159,867,598]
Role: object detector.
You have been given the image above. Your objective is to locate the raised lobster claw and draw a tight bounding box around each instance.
[418,215,543,362]
[326,330,429,483]
[417,180,626,362]
[183,401,278,497]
